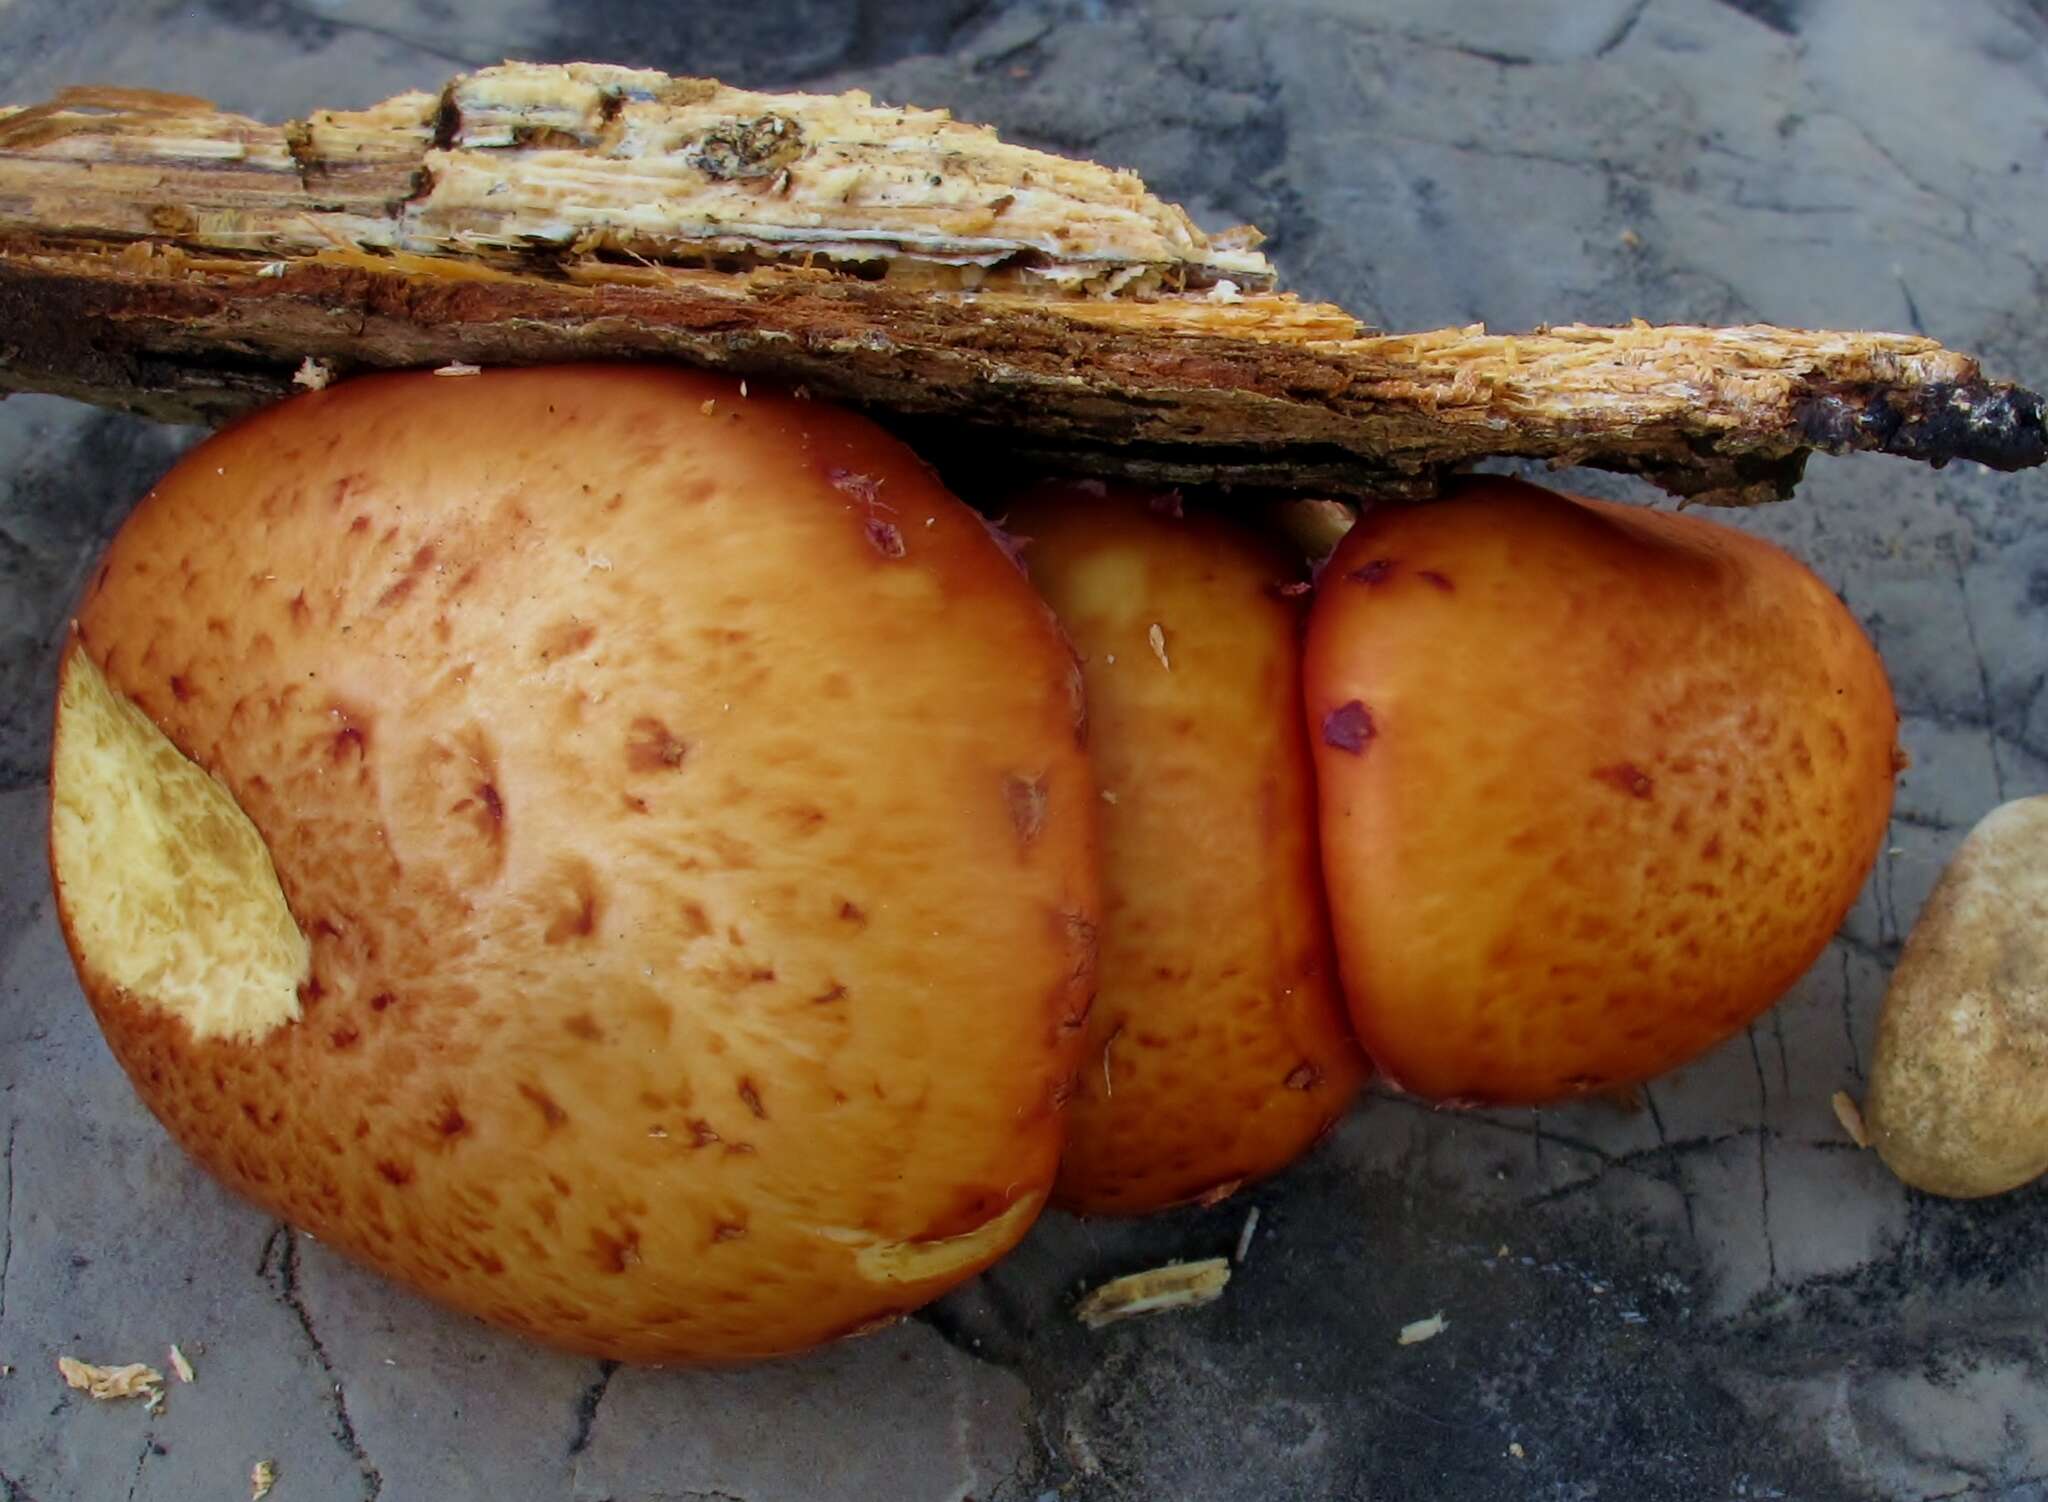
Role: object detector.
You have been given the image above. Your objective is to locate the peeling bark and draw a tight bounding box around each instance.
[1,64,2042,503]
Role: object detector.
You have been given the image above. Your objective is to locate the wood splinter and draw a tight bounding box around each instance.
[1,62,2042,504]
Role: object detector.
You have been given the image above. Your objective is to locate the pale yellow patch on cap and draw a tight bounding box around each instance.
[51,648,308,1044]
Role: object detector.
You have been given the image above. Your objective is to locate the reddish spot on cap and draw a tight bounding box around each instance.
[518,1082,569,1129]
[1322,700,1376,754]
[1592,762,1656,799]
[865,518,906,559]
[593,1226,641,1273]
[1348,558,1397,586]
[828,468,882,504]
[627,717,689,772]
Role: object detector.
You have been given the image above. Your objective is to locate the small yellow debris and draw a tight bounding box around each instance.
[1147,623,1171,671]
[1509,1442,1527,1460]
[57,1357,164,1402]
[1496,1245,1510,1258]
[1100,789,1119,805]
[1397,1312,1448,1346]
[1833,1089,1871,1149]
[1619,227,1643,250]
[290,357,332,392]
[739,380,749,398]
[1075,1259,1231,1329]
[169,1344,195,1384]
[700,398,718,415]
[432,362,483,377]
[251,1459,278,1500]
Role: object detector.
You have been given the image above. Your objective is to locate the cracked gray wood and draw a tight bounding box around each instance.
[5,1,2048,1499]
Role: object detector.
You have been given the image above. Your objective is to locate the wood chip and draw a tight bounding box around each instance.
[1147,623,1170,671]
[1833,1089,1871,1149]
[3,63,2037,503]
[1075,1258,1231,1329]
[56,1356,164,1401]
[1397,1312,1448,1346]
[431,362,482,377]
[251,1459,278,1500]
[1234,1206,1261,1265]
[1510,1442,1527,1459]
[168,1344,195,1384]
